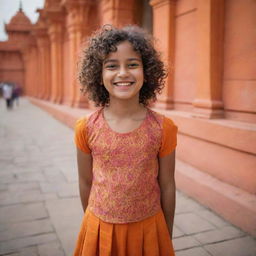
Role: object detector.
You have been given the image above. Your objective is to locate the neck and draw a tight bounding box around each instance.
[106,97,145,118]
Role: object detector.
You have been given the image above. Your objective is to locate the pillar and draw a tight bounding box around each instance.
[150,0,176,109]
[46,9,65,104]
[100,0,137,27]
[63,0,92,108]
[34,18,51,100]
[192,0,224,118]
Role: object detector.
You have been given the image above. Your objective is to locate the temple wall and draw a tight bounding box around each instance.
[1,0,255,233]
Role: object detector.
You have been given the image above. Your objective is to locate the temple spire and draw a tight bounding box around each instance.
[19,1,23,11]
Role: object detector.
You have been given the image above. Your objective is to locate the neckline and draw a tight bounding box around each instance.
[101,107,149,136]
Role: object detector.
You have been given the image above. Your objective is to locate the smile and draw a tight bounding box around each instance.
[113,82,134,87]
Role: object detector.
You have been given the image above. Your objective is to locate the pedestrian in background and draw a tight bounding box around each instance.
[2,83,13,110]
[12,84,21,106]
[73,25,178,256]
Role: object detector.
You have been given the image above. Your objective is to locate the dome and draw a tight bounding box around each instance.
[9,10,32,26]
[5,6,32,32]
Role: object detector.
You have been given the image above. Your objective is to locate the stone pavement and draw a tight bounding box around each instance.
[0,98,255,256]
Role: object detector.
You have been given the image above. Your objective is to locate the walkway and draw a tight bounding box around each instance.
[0,98,255,256]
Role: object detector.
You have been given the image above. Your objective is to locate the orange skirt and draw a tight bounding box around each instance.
[73,209,175,256]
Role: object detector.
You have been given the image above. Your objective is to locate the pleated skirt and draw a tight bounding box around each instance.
[73,209,175,256]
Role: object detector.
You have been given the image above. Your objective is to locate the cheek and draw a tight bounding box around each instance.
[102,71,111,83]
[134,69,144,82]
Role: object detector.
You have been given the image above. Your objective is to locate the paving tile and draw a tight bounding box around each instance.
[42,169,66,183]
[0,183,8,191]
[173,225,185,238]
[18,246,38,256]
[0,190,57,206]
[37,241,65,256]
[193,226,245,244]
[39,182,79,197]
[175,212,215,234]
[175,195,204,214]
[60,168,78,182]
[196,209,229,228]
[57,183,79,197]
[0,219,53,242]
[0,172,18,184]
[5,246,38,256]
[0,203,48,224]
[16,172,46,182]
[173,236,200,251]
[204,236,256,256]
[175,247,212,256]
[45,198,83,255]
[0,233,57,254]
[8,182,39,192]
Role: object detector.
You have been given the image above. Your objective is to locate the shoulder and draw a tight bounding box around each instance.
[148,109,177,129]
[75,108,102,130]
[147,108,164,127]
[147,109,178,140]
[163,116,177,130]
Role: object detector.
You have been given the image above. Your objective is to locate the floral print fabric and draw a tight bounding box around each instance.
[75,108,177,223]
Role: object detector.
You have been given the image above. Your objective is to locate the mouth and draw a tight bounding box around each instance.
[113,82,135,87]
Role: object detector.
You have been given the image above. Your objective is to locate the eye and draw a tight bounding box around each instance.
[128,63,139,68]
[105,64,118,70]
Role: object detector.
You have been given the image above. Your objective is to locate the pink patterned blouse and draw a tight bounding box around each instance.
[74,108,177,223]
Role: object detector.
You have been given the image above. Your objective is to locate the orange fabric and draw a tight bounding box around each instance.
[159,117,178,158]
[74,111,178,158]
[73,209,175,256]
[74,118,90,154]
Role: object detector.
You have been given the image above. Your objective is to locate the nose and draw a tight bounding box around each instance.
[117,65,129,78]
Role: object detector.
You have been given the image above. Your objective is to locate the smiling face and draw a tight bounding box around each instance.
[102,41,144,103]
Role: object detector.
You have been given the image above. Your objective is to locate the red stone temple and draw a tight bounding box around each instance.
[0,0,255,236]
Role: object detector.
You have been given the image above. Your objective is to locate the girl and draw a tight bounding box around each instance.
[74,25,178,256]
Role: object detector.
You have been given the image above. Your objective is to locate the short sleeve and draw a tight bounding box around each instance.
[159,117,178,157]
[74,118,91,154]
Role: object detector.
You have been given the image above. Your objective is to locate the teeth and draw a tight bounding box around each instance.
[115,82,132,86]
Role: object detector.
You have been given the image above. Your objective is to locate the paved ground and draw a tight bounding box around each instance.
[0,98,255,256]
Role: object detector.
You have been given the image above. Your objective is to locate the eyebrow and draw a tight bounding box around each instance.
[103,58,141,64]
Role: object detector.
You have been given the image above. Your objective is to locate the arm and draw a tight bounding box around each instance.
[76,148,93,212]
[158,150,176,239]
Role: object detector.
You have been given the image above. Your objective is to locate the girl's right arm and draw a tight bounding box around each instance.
[76,148,93,212]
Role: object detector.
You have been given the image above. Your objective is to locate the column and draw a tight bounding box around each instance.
[64,0,95,108]
[35,35,44,99]
[34,25,51,100]
[100,0,137,27]
[150,0,176,109]
[46,10,65,104]
[192,0,224,118]
[21,50,30,96]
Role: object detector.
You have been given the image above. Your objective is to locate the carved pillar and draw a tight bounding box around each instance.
[150,0,176,109]
[21,51,30,96]
[63,0,91,108]
[35,35,44,99]
[192,0,224,118]
[22,39,38,98]
[46,9,65,104]
[34,17,51,100]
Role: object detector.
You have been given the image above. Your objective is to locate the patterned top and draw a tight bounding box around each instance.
[74,108,178,223]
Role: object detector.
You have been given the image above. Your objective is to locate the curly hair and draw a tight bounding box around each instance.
[78,25,166,107]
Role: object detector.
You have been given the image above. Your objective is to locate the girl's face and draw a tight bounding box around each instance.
[102,41,144,103]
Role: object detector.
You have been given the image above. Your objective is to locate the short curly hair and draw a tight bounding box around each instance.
[78,25,166,107]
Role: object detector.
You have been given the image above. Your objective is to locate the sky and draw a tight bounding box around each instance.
[0,0,44,41]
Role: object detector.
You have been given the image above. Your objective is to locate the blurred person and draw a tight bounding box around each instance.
[2,83,13,110]
[12,84,21,106]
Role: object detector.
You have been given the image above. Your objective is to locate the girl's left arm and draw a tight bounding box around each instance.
[158,150,176,239]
